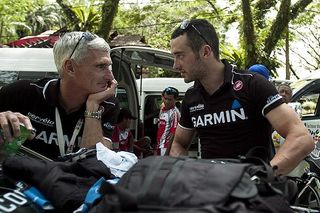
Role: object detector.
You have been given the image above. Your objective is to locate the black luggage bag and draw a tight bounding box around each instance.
[89,155,293,213]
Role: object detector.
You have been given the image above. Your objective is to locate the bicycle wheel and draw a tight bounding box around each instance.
[296,184,320,209]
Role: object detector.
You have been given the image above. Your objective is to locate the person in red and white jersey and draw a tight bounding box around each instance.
[156,87,181,156]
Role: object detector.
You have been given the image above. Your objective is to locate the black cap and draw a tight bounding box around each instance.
[118,108,137,122]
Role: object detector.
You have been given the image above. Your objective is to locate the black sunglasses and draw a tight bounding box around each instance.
[180,20,210,47]
[164,87,178,96]
[69,32,96,59]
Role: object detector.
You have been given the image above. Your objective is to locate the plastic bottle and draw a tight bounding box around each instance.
[0,124,32,156]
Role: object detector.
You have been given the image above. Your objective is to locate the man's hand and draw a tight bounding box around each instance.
[86,79,118,111]
[0,111,34,142]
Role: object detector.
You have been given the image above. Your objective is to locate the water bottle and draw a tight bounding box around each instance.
[0,124,32,157]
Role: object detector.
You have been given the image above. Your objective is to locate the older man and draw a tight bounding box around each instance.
[0,32,119,160]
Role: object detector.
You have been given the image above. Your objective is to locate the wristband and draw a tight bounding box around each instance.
[84,106,104,120]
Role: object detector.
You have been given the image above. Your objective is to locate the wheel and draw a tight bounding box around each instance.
[295,182,320,209]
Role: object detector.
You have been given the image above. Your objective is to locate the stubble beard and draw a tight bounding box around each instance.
[184,57,203,83]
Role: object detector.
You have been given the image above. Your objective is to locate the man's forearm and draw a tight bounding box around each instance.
[81,117,111,149]
[271,134,314,175]
[169,140,188,156]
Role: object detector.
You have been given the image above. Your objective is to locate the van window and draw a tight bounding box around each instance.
[116,87,130,109]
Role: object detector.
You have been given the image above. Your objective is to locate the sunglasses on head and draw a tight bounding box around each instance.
[180,19,210,47]
[164,87,178,96]
[69,32,96,59]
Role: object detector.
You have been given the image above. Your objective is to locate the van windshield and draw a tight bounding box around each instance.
[290,79,314,95]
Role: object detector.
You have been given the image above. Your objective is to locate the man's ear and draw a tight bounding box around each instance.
[63,59,75,75]
[202,44,212,58]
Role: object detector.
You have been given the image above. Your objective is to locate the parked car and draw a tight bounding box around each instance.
[290,71,320,141]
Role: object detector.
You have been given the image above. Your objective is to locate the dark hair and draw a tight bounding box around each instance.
[171,19,220,60]
[278,83,292,93]
[162,87,179,99]
[117,108,137,123]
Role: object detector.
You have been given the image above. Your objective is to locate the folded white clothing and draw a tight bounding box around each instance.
[96,142,138,178]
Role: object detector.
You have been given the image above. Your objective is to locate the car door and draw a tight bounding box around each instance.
[291,78,320,140]
[110,46,175,140]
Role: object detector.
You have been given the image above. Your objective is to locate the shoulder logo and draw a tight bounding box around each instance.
[267,94,282,104]
[233,80,243,91]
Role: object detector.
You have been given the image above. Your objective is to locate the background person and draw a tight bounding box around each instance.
[248,64,272,81]
[278,83,293,104]
[0,31,119,160]
[169,19,314,175]
[156,87,181,156]
[112,108,153,158]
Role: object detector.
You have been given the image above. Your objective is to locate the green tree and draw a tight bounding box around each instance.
[56,0,119,39]
[0,0,48,43]
[114,0,315,78]
[26,3,65,35]
[240,0,314,77]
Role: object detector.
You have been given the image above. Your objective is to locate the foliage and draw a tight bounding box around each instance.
[26,3,65,35]
[1,0,318,79]
[288,1,320,74]
[55,0,119,39]
[70,0,101,32]
[0,0,47,43]
[220,44,245,69]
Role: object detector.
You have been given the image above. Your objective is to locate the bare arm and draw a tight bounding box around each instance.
[169,125,195,156]
[164,133,175,155]
[81,80,117,149]
[267,103,314,175]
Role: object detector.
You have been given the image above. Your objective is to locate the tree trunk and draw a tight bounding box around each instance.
[285,26,290,79]
[263,0,312,57]
[97,0,120,41]
[241,0,257,68]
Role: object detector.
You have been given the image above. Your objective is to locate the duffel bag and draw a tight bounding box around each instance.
[87,155,293,213]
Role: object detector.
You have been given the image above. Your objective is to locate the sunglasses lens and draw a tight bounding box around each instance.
[69,32,95,59]
[180,20,190,30]
[83,32,95,41]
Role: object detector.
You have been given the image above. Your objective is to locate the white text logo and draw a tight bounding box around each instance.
[191,108,247,127]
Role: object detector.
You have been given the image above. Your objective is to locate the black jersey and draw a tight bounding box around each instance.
[0,78,119,160]
[180,60,284,159]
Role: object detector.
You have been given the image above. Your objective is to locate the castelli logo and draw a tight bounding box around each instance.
[233,80,243,91]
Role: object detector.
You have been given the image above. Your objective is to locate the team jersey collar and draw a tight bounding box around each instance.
[43,78,60,107]
[43,78,86,115]
[221,59,234,85]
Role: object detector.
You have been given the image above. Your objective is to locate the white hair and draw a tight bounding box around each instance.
[53,32,111,76]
